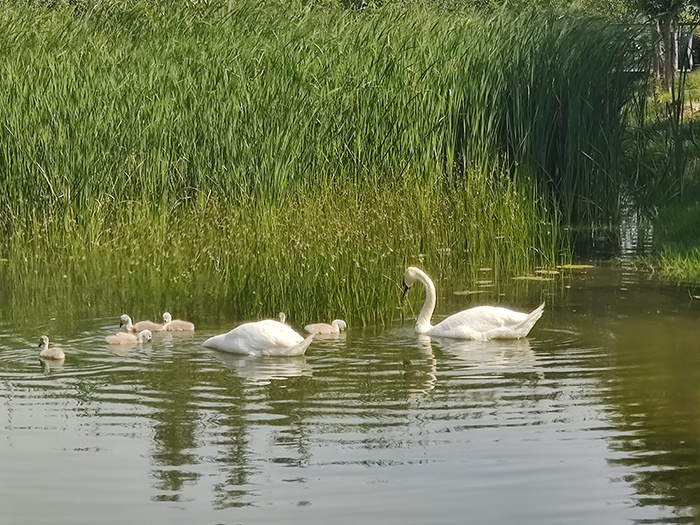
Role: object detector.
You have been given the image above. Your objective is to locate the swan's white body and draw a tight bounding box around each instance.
[106,329,153,345]
[305,319,347,335]
[120,314,164,333]
[38,336,65,360]
[402,267,544,341]
[203,319,314,356]
[162,312,195,331]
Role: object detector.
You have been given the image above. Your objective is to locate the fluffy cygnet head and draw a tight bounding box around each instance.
[119,314,133,330]
[38,335,65,360]
[38,335,50,349]
[162,312,172,324]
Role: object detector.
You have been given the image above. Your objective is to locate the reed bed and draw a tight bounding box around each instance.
[0,0,645,323]
[0,175,557,325]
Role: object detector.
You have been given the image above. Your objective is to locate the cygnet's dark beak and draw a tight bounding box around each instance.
[402,280,410,298]
[119,321,124,328]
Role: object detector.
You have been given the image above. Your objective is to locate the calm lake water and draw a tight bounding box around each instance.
[1,262,699,524]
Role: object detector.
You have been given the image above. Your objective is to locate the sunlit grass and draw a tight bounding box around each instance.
[0,0,647,322]
[0,175,559,324]
[651,248,700,284]
[630,69,700,286]
[641,177,700,285]
[0,1,644,215]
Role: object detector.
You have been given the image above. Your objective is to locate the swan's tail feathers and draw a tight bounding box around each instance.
[202,334,223,350]
[289,334,314,356]
[516,302,545,338]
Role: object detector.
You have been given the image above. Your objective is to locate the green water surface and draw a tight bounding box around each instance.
[0,263,698,524]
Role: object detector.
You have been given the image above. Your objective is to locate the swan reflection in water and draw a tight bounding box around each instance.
[417,335,540,378]
[403,337,438,396]
[214,351,312,384]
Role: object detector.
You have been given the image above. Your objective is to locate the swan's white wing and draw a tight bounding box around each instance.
[231,322,301,350]
[256,320,305,341]
[437,306,528,330]
[203,321,305,355]
[429,304,544,340]
[429,306,530,339]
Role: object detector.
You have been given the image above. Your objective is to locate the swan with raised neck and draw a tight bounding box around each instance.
[402,267,544,340]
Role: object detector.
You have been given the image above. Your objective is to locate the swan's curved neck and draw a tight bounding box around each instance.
[414,269,436,333]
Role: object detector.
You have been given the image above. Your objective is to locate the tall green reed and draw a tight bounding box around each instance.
[0,177,557,324]
[0,0,643,323]
[0,2,645,217]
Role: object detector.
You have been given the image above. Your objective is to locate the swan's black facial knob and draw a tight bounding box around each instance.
[402,280,411,298]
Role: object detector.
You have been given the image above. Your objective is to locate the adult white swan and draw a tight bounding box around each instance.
[402,267,544,340]
[203,318,314,357]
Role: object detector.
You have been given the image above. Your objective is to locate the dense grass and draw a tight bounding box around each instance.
[0,174,557,325]
[648,249,700,285]
[632,67,700,286]
[0,1,646,215]
[0,0,647,322]
[641,173,700,285]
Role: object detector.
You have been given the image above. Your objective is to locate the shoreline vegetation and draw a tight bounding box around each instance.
[0,1,655,323]
[632,69,700,289]
[641,180,700,287]
[0,178,559,324]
